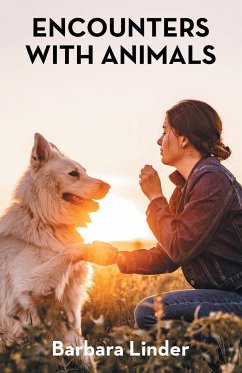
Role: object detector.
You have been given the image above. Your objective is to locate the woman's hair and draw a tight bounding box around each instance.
[166,99,231,161]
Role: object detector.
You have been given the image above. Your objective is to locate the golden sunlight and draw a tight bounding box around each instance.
[78,195,152,243]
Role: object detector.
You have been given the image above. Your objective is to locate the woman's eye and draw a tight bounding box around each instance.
[69,171,79,177]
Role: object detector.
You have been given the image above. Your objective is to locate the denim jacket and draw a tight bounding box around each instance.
[117,157,242,293]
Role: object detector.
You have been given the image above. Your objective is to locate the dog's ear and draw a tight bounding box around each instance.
[31,133,53,168]
[50,142,63,156]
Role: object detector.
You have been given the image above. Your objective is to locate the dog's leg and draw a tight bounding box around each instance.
[21,244,87,306]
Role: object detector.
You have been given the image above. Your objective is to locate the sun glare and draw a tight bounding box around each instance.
[78,195,151,243]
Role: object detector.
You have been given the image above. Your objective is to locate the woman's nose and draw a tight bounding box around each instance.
[157,136,163,146]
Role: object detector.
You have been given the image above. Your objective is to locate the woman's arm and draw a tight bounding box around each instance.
[146,169,234,264]
[116,243,179,274]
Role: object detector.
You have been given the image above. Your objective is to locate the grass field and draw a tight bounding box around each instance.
[0,241,241,372]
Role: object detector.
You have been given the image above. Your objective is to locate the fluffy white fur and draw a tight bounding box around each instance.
[0,133,110,349]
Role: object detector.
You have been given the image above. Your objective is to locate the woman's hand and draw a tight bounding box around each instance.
[82,241,119,266]
[139,165,163,201]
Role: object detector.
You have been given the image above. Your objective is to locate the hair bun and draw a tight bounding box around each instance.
[211,142,231,160]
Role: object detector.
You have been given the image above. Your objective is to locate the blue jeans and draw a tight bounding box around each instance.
[135,289,242,330]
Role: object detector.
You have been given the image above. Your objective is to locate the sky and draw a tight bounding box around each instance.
[1,0,242,242]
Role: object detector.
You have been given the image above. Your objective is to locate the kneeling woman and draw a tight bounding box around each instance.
[84,99,242,328]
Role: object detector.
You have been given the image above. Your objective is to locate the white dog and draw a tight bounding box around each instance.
[0,133,110,349]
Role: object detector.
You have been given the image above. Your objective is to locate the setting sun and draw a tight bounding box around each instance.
[78,194,152,243]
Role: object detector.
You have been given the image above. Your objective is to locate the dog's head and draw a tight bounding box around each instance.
[15,133,110,227]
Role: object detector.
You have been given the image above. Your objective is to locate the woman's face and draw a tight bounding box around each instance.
[157,116,184,166]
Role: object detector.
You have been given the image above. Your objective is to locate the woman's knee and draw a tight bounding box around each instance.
[134,291,195,329]
[134,296,157,330]
[134,291,198,329]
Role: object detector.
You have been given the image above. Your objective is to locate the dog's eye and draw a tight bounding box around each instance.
[69,171,79,177]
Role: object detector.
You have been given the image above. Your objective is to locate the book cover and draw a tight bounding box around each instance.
[0,1,241,372]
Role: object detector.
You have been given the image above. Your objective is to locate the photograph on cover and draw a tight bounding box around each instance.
[0,0,242,372]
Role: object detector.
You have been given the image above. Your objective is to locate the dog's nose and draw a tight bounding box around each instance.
[100,181,110,192]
